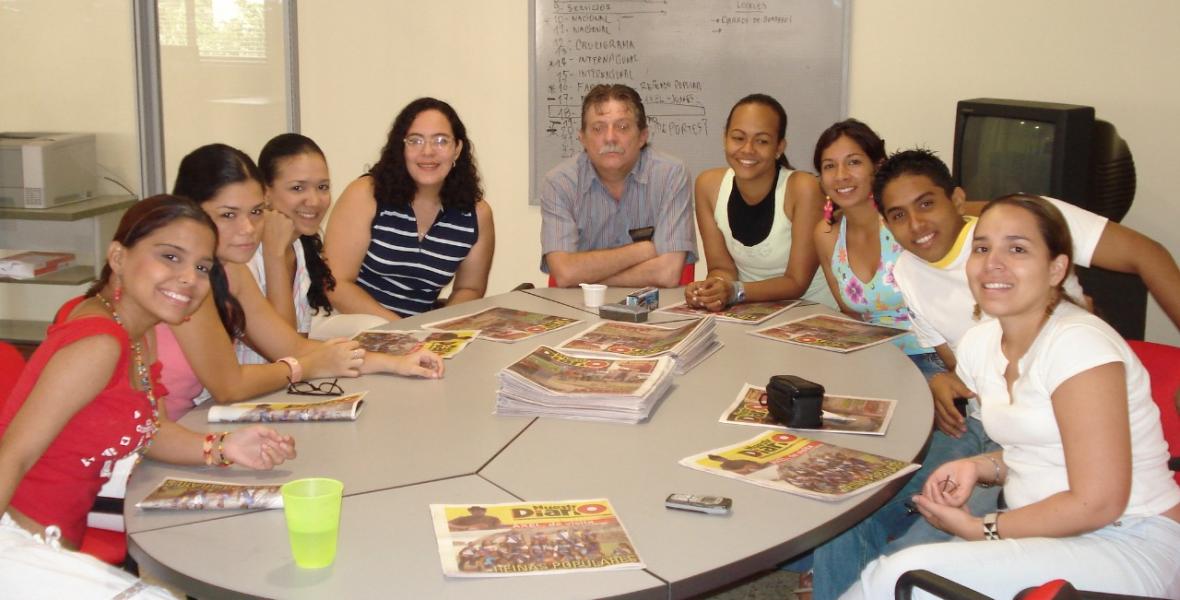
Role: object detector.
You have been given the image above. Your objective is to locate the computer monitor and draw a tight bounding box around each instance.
[952,98,1135,222]
[952,98,1145,339]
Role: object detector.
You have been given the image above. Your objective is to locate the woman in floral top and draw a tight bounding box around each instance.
[811,119,941,375]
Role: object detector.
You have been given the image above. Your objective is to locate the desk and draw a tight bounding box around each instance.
[125,289,932,599]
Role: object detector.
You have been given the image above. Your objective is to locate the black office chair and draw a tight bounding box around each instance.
[894,570,1165,600]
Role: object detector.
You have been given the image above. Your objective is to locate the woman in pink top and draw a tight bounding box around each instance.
[160,144,444,420]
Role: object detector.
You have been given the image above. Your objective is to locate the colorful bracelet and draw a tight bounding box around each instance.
[202,432,216,466]
[216,431,234,467]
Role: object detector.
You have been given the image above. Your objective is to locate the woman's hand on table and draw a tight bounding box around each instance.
[685,277,730,312]
[303,337,364,379]
[394,349,445,379]
[224,426,297,470]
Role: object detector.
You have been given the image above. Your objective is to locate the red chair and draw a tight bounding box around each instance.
[547,262,696,288]
[1127,340,1180,484]
[0,341,25,403]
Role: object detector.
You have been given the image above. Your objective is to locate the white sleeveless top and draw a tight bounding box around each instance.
[713,167,835,308]
[236,240,313,365]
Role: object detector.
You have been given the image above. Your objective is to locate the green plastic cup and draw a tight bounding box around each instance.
[281,478,344,568]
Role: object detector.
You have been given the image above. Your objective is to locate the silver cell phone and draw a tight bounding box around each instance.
[665,493,732,515]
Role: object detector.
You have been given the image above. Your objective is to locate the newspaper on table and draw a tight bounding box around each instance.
[207,392,367,423]
[135,477,282,510]
[351,329,478,359]
[720,384,898,436]
[555,317,721,374]
[749,313,906,353]
[429,499,644,577]
[679,430,919,501]
[656,300,798,325]
[424,306,581,343]
[496,346,675,423]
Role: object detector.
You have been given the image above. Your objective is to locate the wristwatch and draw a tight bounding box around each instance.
[729,280,746,306]
[982,512,1001,540]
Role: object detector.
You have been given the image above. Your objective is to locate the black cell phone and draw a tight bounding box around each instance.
[628,226,654,243]
[953,397,968,418]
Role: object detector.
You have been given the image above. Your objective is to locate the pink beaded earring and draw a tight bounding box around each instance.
[113,285,123,303]
[823,197,834,223]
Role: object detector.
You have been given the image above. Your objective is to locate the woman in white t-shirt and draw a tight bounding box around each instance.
[843,194,1180,598]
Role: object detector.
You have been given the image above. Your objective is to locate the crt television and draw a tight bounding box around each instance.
[952,98,1144,339]
[952,98,1135,222]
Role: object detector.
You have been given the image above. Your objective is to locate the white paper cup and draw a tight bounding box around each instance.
[579,283,607,307]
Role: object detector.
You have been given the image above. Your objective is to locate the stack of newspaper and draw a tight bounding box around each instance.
[554,317,721,374]
[495,346,675,423]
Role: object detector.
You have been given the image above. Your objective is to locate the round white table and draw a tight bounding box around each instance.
[124,288,933,599]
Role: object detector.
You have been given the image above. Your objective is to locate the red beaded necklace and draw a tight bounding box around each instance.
[94,292,159,451]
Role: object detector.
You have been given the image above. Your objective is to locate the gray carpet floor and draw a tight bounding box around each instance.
[703,568,801,600]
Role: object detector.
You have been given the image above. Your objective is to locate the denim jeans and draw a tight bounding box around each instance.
[907,351,948,381]
[792,417,1000,600]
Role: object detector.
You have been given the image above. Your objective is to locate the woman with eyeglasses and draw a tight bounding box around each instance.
[158,143,443,421]
[324,97,495,320]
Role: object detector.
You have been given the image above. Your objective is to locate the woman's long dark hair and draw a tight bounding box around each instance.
[258,133,336,316]
[87,195,218,302]
[725,93,793,170]
[370,97,483,211]
[172,143,261,338]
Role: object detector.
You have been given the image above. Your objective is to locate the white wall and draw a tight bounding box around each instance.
[298,1,540,293]
[300,0,1180,344]
[844,0,1180,344]
[0,2,141,197]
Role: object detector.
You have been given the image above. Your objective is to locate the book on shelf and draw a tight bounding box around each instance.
[496,346,675,423]
[429,499,644,577]
[135,477,283,510]
[0,250,76,279]
[656,300,798,324]
[351,328,479,359]
[424,306,581,343]
[555,317,721,374]
[749,313,906,353]
[207,391,367,423]
[679,430,919,501]
[720,383,898,436]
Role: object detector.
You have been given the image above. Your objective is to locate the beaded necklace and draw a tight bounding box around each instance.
[94,292,159,451]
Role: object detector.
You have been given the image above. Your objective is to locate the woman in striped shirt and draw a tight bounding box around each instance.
[326,97,495,319]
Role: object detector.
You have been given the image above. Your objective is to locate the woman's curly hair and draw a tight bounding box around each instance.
[369,97,483,211]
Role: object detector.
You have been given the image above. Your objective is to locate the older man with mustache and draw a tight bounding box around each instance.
[540,84,697,288]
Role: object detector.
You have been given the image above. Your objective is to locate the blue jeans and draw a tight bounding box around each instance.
[907,351,948,381]
[789,417,1000,599]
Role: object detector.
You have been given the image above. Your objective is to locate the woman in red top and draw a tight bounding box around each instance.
[0,196,296,595]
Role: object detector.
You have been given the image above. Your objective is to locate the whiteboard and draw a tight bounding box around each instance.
[530,0,849,203]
